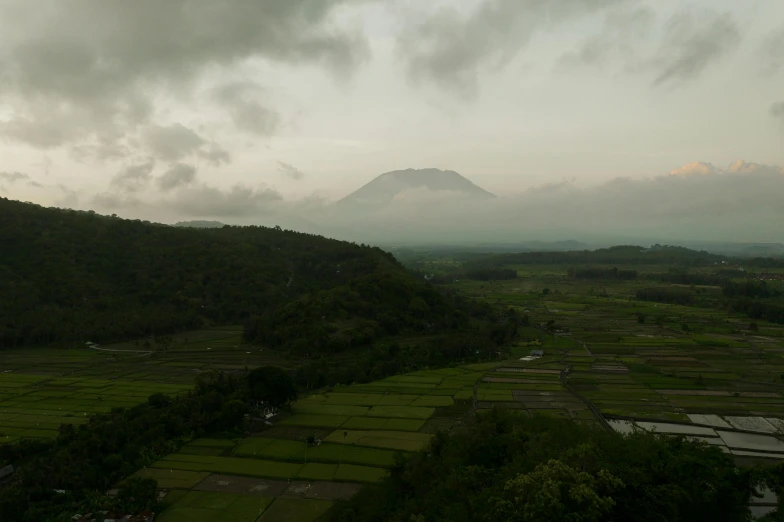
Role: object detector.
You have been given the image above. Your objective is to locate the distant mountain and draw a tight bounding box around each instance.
[173,220,226,229]
[336,168,495,210]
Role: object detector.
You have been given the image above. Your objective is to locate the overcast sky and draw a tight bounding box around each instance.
[1,0,783,230]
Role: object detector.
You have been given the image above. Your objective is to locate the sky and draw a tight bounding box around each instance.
[1,0,784,242]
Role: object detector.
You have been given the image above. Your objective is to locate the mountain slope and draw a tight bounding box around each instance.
[336,168,495,210]
[0,197,479,349]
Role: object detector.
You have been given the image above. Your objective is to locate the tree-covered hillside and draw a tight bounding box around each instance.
[0,198,478,349]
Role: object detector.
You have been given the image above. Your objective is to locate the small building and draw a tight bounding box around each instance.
[530,350,544,358]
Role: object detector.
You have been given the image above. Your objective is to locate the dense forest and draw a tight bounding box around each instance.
[0,198,483,350]
[325,409,779,522]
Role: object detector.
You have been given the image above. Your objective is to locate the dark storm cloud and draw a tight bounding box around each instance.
[651,10,741,85]
[110,160,156,193]
[0,0,370,149]
[397,0,629,98]
[212,82,281,136]
[158,163,197,191]
[277,162,306,181]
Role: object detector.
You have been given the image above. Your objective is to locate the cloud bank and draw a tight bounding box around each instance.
[0,0,369,159]
[77,159,784,245]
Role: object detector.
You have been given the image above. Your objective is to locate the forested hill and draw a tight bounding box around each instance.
[0,198,478,349]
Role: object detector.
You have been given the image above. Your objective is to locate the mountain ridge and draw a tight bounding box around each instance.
[336,168,496,209]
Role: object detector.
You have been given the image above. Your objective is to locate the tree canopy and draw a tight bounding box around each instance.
[247,366,297,408]
[326,410,756,522]
[0,198,476,350]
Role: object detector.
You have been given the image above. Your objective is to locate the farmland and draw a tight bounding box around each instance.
[0,327,282,444]
[4,250,784,520]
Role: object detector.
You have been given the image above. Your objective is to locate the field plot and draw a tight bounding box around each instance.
[324,430,432,451]
[0,373,193,443]
[232,438,399,467]
[157,490,273,522]
[0,327,293,444]
[132,468,210,489]
[151,453,388,484]
[258,497,333,522]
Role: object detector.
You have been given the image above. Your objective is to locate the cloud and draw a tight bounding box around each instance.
[198,143,232,167]
[772,101,784,124]
[397,0,627,99]
[726,160,784,175]
[559,7,655,70]
[651,10,741,86]
[71,135,133,163]
[318,159,784,244]
[212,82,280,136]
[158,163,197,191]
[141,123,232,166]
[91,192,142,210]
[667,161,718,177]
[110,160,156,193]
[0,171,30,183]
[761,26,784,75]
[0,171,42,189]
[0,0,369,150]
[169,184,284,217]
[55,184,79,208]
[143,124,206,162]
[0,114,78,149]
[277,161,306,181]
